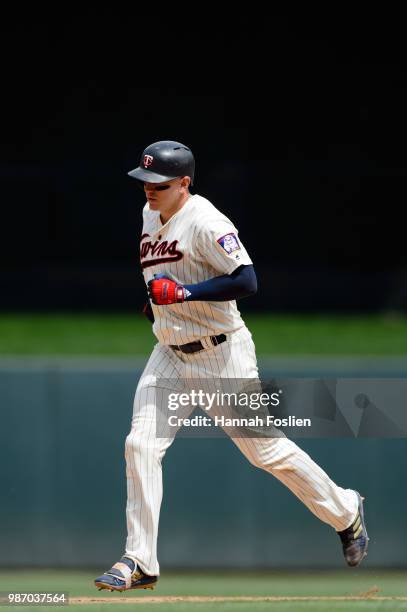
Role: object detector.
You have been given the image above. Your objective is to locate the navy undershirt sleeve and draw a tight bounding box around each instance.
[184,264,257,302]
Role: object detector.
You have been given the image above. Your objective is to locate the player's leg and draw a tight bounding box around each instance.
[231,435,358,529]
[124,344,189,576]
[230,433,368,565]
[205,330,369,567]
[187,327,362,540]
[95,344,191,589]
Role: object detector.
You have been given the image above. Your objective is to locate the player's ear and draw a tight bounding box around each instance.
[180,176,191,189]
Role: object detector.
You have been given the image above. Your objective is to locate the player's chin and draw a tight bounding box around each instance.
[148,200,159,209]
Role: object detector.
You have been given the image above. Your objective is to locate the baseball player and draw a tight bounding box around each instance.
[94,141,369,592]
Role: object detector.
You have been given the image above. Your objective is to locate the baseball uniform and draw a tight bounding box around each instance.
[124,193,358,576]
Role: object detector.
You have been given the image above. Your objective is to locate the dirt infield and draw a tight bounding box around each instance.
[70,595,407,604]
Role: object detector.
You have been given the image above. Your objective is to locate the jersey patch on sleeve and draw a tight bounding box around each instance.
[217,233,241,254]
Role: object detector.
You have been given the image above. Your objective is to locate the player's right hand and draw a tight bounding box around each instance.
[147,275,188,305]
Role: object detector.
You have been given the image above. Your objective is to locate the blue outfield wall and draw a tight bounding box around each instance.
[0,357,406,568]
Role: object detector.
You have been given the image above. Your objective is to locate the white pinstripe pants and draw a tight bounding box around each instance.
[124,326,358,575]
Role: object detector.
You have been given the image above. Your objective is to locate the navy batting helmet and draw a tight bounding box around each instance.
[128,140,195,185]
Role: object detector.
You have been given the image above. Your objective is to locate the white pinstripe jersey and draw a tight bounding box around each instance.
[140,194,253,345]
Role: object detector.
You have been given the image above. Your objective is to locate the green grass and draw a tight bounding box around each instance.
[0,313,407,356]
[0,569,406,611]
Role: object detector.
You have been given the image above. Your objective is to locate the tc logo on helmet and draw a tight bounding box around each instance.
[143,155,154,168]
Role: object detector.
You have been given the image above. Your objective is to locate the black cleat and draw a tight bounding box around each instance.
[338,491,369,567]
[94,556,158,591]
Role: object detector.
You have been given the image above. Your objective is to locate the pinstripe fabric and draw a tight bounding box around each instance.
[124,344,191,575]
[124,327,358,575]
[124,194,358,575]
[141,194,252,345]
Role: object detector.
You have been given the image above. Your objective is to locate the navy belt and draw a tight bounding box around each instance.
[171,334,227,354]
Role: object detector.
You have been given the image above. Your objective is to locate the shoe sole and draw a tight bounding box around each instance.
[352,491,369,567]
[94,580,156,592]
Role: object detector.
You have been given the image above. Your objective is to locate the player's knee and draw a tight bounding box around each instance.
[126,432,145,455]
[246,453,264,469]
[125,431,160,462]
[236,445,263,469]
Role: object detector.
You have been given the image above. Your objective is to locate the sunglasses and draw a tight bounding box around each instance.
[144,183,174,192]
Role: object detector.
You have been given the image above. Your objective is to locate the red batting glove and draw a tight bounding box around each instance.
[147,276,187,305]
